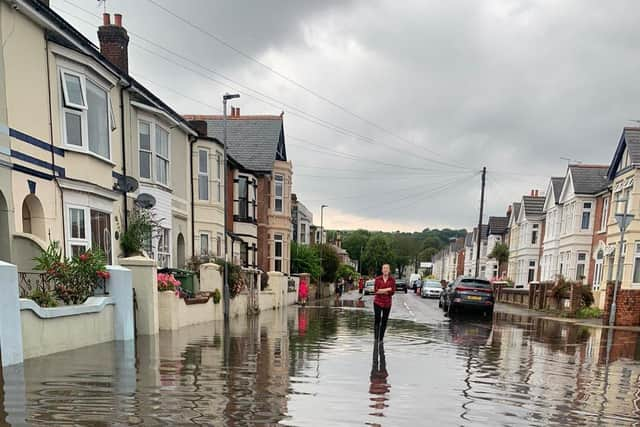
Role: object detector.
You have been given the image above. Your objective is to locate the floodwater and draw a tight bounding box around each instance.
[2,296,640,426]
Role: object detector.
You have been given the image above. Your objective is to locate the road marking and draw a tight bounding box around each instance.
[403,300,416,319]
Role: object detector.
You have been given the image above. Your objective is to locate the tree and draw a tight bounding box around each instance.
[361,235,394,276]
[312,244,340,283]
[291,242,322,279]
[342,229,370,263]
[336,264,357,280]
[489,242,510,276]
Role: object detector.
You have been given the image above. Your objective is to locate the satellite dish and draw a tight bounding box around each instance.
[114,175,139,193]
[135,193,156,209]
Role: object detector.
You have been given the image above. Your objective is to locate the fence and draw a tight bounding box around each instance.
[493,281,583,314]
[18,271,108,299]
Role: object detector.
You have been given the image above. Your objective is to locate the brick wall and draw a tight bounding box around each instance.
[602,282,640,326]
[456,250,465,277]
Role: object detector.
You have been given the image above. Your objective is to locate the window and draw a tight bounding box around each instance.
[198,150,209,201]
[607,246,615,282]
[301,223,306,243]
[156,125,169,185]
[576,252,587,281]
[138,120,170,185]
[593,250,604,291]
[217,233,223,257]
[240,242,249,267]
[216,152,222,203]
[69,207,88,256]
[274,233,283,272]
[61,70,111,159]
[139,122,152,179]
[633,242,640,285]
[600,197,609,231]
[274,174,284,213]
[157,228,170,268]
[531,224,539,245]
[581,202,592,230]
[200,233,209,256]
[238,176,249,219]
[528,260,536,283]
[67,206,111,262]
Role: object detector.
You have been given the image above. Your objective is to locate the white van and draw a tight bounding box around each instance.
[409,273,422,290]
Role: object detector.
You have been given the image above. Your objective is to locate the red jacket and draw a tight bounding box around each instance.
[373,275,396,308]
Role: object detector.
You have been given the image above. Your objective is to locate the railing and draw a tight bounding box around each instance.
[18,271,108,299]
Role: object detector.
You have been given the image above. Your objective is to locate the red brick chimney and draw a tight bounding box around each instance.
[98,13,130,74]
[506,204,512,216]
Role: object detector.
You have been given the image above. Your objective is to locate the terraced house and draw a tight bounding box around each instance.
[0,0,201,269]
[509,193,545,288]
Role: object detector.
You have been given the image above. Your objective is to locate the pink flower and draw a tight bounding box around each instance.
[79,254,88,262]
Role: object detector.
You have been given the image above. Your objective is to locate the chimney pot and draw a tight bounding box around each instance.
[235,107,240,116]
[114,13,122,27]
[103,13,111,26]
[98,13,130,74]
[231,107,236,117]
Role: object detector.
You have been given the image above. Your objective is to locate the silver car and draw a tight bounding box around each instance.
[363,280,375,295]
[421,280,443,298]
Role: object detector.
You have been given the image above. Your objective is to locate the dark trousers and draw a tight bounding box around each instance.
[374,303,390,341]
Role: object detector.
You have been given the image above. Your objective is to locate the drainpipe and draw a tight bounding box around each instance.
[45,38,66,256]
[189,136,197,258]
[120,83,131,231]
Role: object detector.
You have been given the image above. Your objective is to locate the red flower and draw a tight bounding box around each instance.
[79,254,89,262]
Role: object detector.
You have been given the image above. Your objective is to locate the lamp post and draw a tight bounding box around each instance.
[222,93,240,322]
[317,204,328,298]
[610,196,633,327]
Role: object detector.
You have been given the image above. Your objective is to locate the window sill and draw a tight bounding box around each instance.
[62,146,115,167]
[139,179,173,193]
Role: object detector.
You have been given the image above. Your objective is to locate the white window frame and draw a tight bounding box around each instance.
[576,252,587,281]
[66,205,90,256]
[593,251,603,291]
[581,202,592,230]
[137,117,171,187]
[138,120,152,180]
[59,68,112,161]
[632,242,640,286]
[200,232,210,256]
[531,223,539,245]
[274,233,283,272]
[157,227,171,268]
[216,152,222,203]
[274,174,284,213]
[600,197,609,232]
[198,149,209,201]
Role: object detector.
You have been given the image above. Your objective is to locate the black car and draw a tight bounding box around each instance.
[441,277,494,316]
[395,279,408,293]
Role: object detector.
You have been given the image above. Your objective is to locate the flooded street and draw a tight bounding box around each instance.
[3,292,640,426]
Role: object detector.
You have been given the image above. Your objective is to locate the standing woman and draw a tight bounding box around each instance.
[374,264,396,343]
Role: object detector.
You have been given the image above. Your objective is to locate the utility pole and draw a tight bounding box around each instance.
[610,196,633,326]
[317,205,328,299]
[475,167,486,278]
[222,93,240,322]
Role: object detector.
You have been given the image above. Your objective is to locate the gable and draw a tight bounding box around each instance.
[543,179,556,212]
[558,170,575,204]
[517,199,526,224]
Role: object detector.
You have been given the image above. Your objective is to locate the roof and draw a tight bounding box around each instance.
[183,115,285,172]
[551,177,564,203]
[608,128,640,179]
[522,196,545,218]
[488,216,508,235]
[472,225,488,242]
[569,165,610,194]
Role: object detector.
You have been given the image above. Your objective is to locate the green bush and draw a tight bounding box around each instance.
[28,288,58,307]
[120,208,156,257]
[214,258,243,298]
[212,288,221,304]
[575,306,603,319]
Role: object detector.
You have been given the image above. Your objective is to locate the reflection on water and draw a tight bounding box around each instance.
[2,304,640,425]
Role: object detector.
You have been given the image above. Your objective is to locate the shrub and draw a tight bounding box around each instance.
[575,306,603,319]
[212,288,221,304]
[120,208,158,257]
[33,241,109,305]
[214,258,244,298]
[28,288,57,307]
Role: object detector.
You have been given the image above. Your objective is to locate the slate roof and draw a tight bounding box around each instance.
[465,232,474,246]
[472,224,488,242]
[522,196,545,218]
[184,115,285,173]
[551,177,564,203]
[488,216,508,235]
[609,128,640,179]
[569,165,610,195]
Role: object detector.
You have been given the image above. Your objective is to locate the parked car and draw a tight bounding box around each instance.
[421,280,443,298]
[441,277,494,316]
[395,279,408,293]
[363,280,376,295]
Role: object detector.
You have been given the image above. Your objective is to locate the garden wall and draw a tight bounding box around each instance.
[602,283,640,326]
[20,299,115,359]
[158,292,222,330]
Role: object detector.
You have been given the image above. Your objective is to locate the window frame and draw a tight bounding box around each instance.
[137,118,172,187]
[238,175,249,220]
[216,152,222,203]
[198,149,210,201]
[600,197,609,232]
[274,233,283,272]
[633,242,640,286]
[65,204,112,260]
[200,232,210,256]
[581,202,592,230]
[576,252,587,281]
[157,227,171,268]
[274,174,284,213]
[59,68,113,161]
[531,223,539,245]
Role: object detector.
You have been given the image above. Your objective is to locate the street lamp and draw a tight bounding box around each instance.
[610,196,634,327]
[222,93,240,322]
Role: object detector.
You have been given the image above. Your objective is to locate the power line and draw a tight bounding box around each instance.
[58,1,471,171]
[144,0,464,165]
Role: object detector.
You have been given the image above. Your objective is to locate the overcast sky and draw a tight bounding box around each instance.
[52,0,638,232]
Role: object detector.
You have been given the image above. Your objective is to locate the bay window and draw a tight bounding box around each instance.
[200,232,209,256]
[138,120,171,185]
[581,202,592,230]
[240,242,249,267]
[274,233,283,272]
[61,69,112,159]
[238,176,249,220]
[576,252,587,281]
[66,206,111,262]
[157,228,170,268]
[198,149,209,201]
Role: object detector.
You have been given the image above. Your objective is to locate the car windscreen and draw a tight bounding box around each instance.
[424,282,441,288]
[459,279,491,289]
